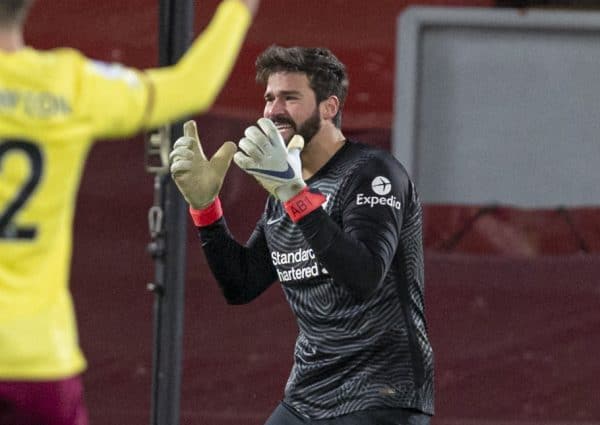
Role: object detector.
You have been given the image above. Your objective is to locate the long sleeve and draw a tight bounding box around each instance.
[197,217,277,304]
[294,152,411,301]
[143,0,252,128]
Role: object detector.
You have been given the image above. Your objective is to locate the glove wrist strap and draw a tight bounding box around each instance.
[283,187,326,223]
[189,197,223,227]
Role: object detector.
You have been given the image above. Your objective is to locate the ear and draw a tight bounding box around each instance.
[320,96,340,122]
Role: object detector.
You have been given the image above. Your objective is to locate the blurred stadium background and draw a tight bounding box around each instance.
[25,0,600,424]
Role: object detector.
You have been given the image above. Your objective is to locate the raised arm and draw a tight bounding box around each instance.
[143,0,259,128]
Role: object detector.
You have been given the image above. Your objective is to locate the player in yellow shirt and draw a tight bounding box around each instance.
[0,0,259,423]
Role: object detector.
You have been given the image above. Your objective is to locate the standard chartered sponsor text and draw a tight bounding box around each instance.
[277,264,322,282]
[272,248,327,282]
[272,247,317,265]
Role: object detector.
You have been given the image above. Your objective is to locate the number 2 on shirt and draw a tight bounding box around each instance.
[0,140,43,240]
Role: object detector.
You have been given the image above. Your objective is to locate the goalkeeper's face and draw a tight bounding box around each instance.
[263,72,322,145]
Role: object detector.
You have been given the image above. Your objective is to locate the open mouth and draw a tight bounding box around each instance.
[274,123,293,133]
[273,118,295,134]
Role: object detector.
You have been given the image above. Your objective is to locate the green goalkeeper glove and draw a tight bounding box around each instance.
[169,120,236,209]
[233,118,306,202]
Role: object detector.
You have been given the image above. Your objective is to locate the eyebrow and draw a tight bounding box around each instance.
[264,89,303,98]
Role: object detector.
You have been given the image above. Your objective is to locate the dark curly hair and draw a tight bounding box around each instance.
[0,0,34,25]
[255,45,349,128]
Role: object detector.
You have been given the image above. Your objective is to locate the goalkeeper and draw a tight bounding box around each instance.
[171,45,434,424]
[0,0,259,424]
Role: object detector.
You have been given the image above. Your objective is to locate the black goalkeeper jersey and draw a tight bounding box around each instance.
[198,140,434,419]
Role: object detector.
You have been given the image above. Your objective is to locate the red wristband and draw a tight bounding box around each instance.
[189,197,223,227]
[283,187,326,223]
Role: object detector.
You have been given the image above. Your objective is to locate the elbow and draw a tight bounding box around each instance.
[221,288,253,305]
[224,295,252,305]
[338,262,386,302]
[221,283,261,305]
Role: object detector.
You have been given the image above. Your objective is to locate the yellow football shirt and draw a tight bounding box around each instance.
[0,0,252,380]
[0,47,148,379]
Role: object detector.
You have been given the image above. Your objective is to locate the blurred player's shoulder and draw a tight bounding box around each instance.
[0,47,86,88]
[1,46,85,66]
[1,47,140,88]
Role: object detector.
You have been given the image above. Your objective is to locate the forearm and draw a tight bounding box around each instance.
[295,208,388,301]
[143,0,252,128]
[198,217,276,304]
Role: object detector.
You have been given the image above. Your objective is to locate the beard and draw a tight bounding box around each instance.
[296,107,321,145]
[272,107,321,145]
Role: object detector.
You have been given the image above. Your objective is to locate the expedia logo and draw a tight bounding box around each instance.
[372,176,392,195]
[356,176,402,210]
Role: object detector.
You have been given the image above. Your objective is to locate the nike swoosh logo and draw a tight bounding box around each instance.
[267,216,285,225]
[247,164,295,180]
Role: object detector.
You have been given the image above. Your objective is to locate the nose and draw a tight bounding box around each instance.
[264,97,285,118]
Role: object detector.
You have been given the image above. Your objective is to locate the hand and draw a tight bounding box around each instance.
[170,120,236,209]
[233,118,305,202]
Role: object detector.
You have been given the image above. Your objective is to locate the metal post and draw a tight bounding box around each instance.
[146,0,194,424]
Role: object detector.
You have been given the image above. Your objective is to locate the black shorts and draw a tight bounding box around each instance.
[264,402,431,425]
